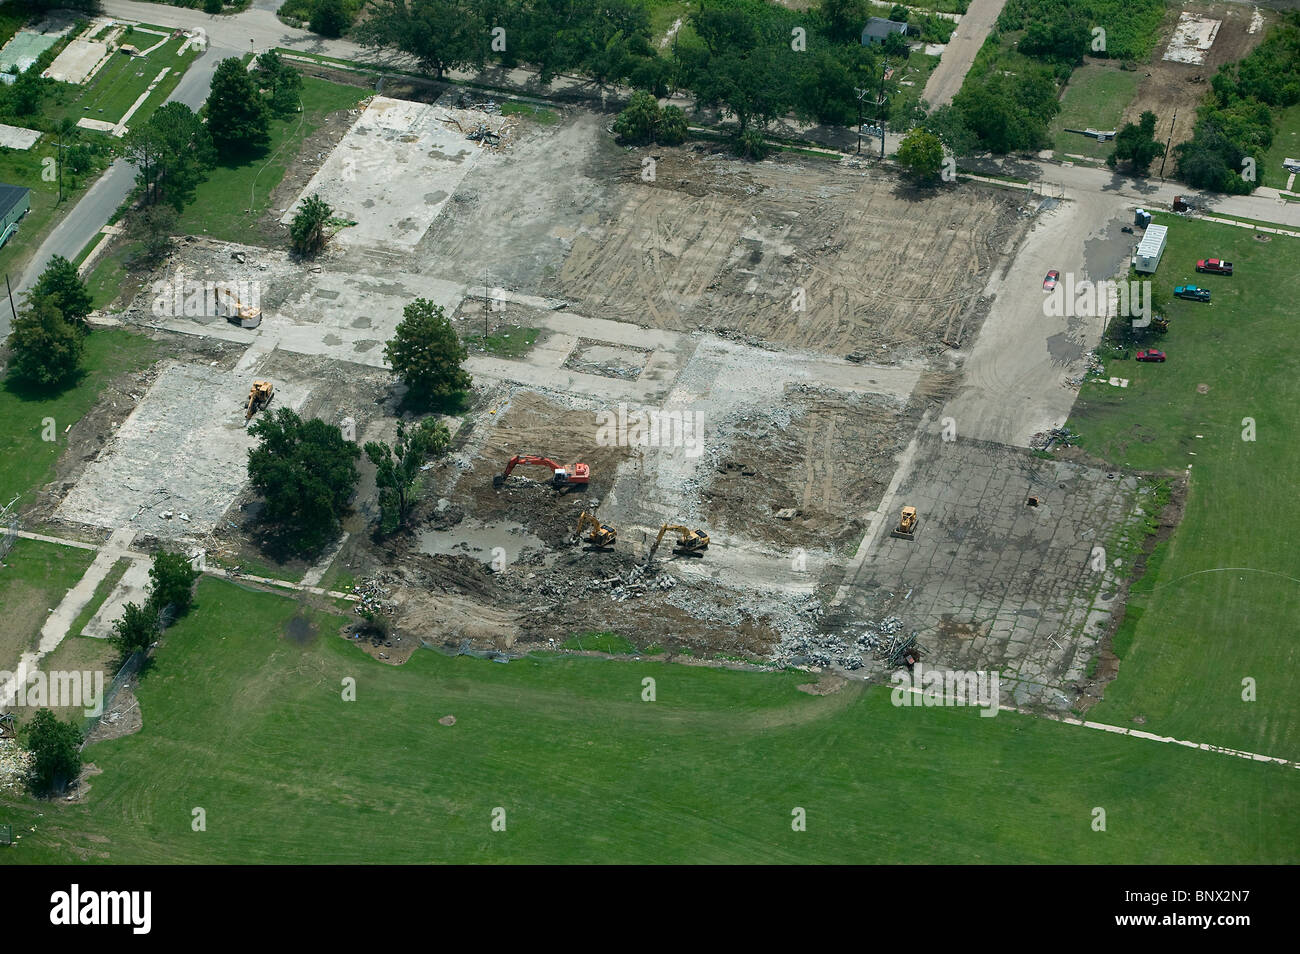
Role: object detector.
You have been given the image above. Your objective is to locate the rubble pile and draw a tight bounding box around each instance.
[778,615,909,670]
[351,576,396,618]
[0,740,32,795]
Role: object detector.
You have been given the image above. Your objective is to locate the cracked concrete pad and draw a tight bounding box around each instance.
[56,361,311,538]
[280,97,495,251]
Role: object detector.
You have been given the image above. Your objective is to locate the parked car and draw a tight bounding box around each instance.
[1043,269,1060,291]
[1174,285,1211,302]
[1136,349,1167,363]
[1196,258,1233,275]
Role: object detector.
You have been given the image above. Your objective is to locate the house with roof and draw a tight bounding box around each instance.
[0,183,31,248]
[862,16,907,46]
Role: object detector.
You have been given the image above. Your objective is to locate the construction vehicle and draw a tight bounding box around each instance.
[493,455,590,491]
[890,506,918,540]
[245,381,275,421]
[572,511,617,550]
[215,285,262,329]
[647,523,709,559]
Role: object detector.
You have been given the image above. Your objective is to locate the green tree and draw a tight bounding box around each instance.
[924,102,978,157]
[203,0,223,12]
[659,105,688,145]
[384,298,473,408]
[1108,111,1165,175]
[897,128,945,183]
[613,90,661,145]
[205,57,271,159]
[111,601,159,658]
[821,0,871,43]
[247,408,361,551]
[29,256,93,327]
[364,418,451,534]
[289,194,338,256]
[148,550,200,617]
[256,50,304,114]
[5,298,84,390]
[888,3,908,22]
[22,710,82,796]
[310,0,352,38]
[131,203,179,266]
[356,0,483,78]
[9,70,43,116]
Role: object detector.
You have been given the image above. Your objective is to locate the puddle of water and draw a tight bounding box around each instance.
[417,520,549,566]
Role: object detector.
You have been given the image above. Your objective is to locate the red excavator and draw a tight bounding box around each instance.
[493,455,590,491]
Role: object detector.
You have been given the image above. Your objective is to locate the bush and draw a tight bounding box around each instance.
[111,601,159,659]
[22,710,83,796]
[734,129,769,160]
[148,550,200,617]
[384,298,472,408]
[5,298,84,390]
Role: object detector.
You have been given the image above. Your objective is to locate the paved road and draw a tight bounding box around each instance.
[920,0,1008,109]
[7,44,237,334]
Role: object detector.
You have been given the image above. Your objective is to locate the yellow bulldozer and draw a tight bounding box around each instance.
[573,511,617,550]
[890,506,918,541]
[245,381,275,422]
[647,522,709,560]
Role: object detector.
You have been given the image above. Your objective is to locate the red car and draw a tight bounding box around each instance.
[1043,269,1060,291]
[1136,349,1166,363]
[1196,258,1233,275]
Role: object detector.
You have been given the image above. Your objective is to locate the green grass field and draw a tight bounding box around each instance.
[1050,65,1141,160]
[45,35,198,130]
[463,324,540,358]
[173,77,369,243]
[0,575,1293,863]
[0,329,159,506]
[1069,214,1300,761]
[0,539,96,681]
[1263,101,1300,191]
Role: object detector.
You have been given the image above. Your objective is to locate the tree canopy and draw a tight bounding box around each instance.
[384,299,473,409]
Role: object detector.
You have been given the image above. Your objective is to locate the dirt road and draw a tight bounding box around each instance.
[921,0,1009,109]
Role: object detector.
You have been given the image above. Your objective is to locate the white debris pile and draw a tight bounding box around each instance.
[0,740,33,795]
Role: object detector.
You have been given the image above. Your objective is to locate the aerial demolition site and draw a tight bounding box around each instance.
[48,93,1155,711]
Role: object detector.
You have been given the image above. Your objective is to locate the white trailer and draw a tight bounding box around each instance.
[1134,223,1167,273]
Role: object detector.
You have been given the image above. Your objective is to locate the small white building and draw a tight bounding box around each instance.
[1134,223,1167,273]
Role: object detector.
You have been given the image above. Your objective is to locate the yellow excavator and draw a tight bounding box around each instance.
[215,285,262,329]
[890,506,918,541]
[573,511,617,550]
[245,381,275,422]
[647,522,709,560]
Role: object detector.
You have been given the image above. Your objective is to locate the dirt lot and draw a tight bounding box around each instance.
[34,89,1161,710]
[1121,3,1270,156]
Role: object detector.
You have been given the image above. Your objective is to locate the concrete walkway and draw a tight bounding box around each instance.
[0,527,136,709]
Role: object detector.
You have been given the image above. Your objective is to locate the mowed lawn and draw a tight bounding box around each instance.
[0,329,159,505]
[1050,64,1142,160]
[0,539,96,680]
[1262,101,1300,191]
[1,577,1294,864]
[173,76,369,243]
[1070,214,1300,760]
[45,34,198,129]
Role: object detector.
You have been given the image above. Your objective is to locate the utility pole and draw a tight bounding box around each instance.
[1158,110,1176,180]
[878,58,890,160]
[5,274,16,324]
[853,87,869,155]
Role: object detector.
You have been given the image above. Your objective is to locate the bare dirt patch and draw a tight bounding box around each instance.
[797,673,849,696]
[1122,4,1269,156]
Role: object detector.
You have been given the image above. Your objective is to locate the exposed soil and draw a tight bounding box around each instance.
[1121,4,1269,157]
